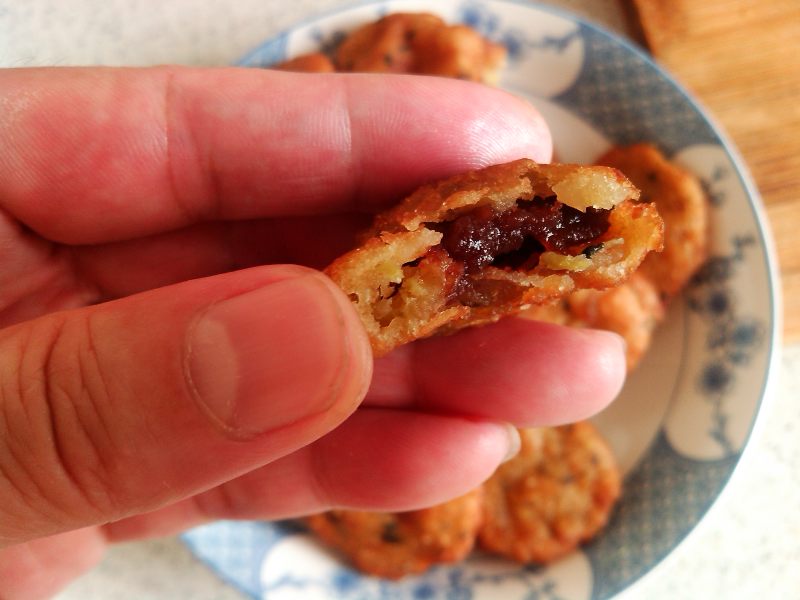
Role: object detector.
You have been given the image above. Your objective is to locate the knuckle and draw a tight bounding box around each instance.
[0,315,121,535]
[161,68,223,224]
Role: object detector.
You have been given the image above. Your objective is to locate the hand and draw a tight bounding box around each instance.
[0,67,626,598]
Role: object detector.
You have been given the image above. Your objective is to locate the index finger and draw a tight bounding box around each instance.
[0,67,551,245]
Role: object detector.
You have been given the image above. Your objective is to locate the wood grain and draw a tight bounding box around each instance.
[625,0,800,342]
[783,272,800,343]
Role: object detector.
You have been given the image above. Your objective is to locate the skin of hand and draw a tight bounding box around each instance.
[0,66,626,598]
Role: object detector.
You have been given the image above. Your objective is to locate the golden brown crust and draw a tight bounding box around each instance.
[567,272,664,368]
[325,158,663,356]
[334,13,506,83]
[478,423,621,564]
[523,271,665,370]
[272,52,336,73]
[523,144,709,371]
[596,143,709,299]
[306,489,484,579]
[369,160,640,234]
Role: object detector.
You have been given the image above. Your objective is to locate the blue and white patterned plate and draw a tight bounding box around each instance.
[183,1,781,598]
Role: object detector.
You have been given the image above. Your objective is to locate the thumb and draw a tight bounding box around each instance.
[0,265,371,546]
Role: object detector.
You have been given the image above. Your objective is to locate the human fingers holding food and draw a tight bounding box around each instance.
[0,67,626,598]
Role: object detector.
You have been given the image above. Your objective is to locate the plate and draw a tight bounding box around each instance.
[182,1,780,598]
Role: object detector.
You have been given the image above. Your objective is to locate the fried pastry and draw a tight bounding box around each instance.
[478,423,621,564]
[334,12,506,83]
[326,159,664,356]
[272,52,336,73]
[272,13,504,82]
[306,489,483,579]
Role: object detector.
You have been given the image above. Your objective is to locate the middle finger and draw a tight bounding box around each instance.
[367,318,626,426]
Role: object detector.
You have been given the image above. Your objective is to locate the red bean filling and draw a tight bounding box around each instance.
[437,196,611,274]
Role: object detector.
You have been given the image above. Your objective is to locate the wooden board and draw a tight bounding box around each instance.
[625,0,800,342]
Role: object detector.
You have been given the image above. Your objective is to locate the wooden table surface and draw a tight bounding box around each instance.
[626,0,800,342]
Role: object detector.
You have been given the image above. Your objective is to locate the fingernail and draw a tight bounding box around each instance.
[501,423,521,463]
[186,274,350,437]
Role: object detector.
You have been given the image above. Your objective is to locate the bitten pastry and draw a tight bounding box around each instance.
[306,489,484,579]
[325,158,664,356]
